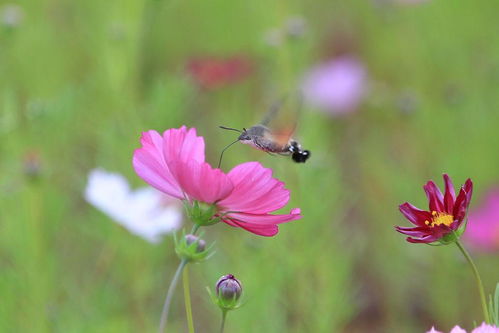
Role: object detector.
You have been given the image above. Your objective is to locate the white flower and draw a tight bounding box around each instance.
[85,169,182,243]
[1,4,24,28]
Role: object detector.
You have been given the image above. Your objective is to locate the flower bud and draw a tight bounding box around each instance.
[185,234,206,252]
[214,274,242,310]
[174,231,212,263]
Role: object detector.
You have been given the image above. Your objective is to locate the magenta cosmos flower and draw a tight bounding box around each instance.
[463,188,499,252]
[395,174,473,244]
[132,126,301,236]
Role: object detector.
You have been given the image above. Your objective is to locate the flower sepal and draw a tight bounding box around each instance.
[184,201,220,226]
[437,232,459,245]
[433,220,469,246]
[174,231,214,263]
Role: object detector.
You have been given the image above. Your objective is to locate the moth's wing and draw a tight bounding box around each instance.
[260,96,287,126]
[262,124,296,150]
[259,93,303,146]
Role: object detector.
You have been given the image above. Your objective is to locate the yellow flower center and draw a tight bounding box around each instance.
[424,211,454,227]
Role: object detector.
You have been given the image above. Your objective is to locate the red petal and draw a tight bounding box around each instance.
[399,203,432,226]
[406,235,440,243]
[424,180,445,212]
[395,226,432,237]
[443,174,456,214]
[453,179,473,221]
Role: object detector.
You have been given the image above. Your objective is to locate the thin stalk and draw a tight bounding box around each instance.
[455,240,490,323]
[219,310,228,333]
[159,259,188,333]
[183,265,195,333]
[190,224,200,235]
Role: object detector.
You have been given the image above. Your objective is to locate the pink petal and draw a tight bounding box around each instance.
[170,160,233,204]
[223,218,279,236]
[471,322,499,333]
[162,126,205,164]
[449,325,467,333]
[225,208,301,225]
[219,162,290,214]
[133,130,183,199]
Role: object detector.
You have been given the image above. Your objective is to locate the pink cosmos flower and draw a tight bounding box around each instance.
[427,323,499,333]
[301,56,367,115]
[133,126,301,236]
[464,188,499,252]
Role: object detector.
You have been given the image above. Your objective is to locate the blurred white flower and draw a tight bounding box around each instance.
[302,56,367,115]
[1,4,24,28]
[263,28,284,47]
[85,169,182,243]
[285,16,307,39]
[263,15,307,47]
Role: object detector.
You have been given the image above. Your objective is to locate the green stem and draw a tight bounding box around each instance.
[219,310,228,333]
[190,224,200,235]
[158,259,188,333]
[455,240,490,323]
[183,265,195,333]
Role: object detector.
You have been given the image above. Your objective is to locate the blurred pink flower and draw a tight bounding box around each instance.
[427,323,499,333]
[302,56,367,115]
[186,56,253,90]
[464,188,499,252]
[133,126,301,236]
[427,326,465,333]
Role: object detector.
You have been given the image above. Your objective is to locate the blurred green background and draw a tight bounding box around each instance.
[1,0,498,332]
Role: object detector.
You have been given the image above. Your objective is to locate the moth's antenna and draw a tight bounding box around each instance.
[219,126,242,133]
[217,139,240,169]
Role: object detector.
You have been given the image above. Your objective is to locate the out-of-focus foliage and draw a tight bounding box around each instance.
[1,0,498,332]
